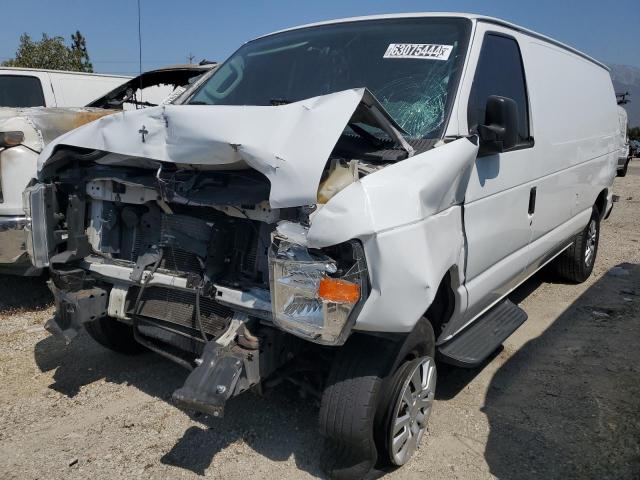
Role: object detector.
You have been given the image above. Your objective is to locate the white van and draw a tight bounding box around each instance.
[24,13,618,478]
[617,105,632,176]
[0,67,130,108]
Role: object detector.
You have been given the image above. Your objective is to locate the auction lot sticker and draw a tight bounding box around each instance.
[383,43,453,60]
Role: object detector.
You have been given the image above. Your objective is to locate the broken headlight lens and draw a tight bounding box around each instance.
[269,238,367,345]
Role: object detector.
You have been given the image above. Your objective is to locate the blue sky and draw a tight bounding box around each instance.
[2,0,639,75]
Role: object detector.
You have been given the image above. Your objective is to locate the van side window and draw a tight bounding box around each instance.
[468,34,531,144]
[0,75,46,107]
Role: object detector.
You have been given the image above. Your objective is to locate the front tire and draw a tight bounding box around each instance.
[319,321,435,479]
[554,207,600,283]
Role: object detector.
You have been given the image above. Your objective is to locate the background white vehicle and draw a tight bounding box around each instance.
[25,14,618,479]
[0,67,130,108]
[0,64,215,274]
[616,105,632,176]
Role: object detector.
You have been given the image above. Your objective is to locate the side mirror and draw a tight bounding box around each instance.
[477,95,519,154]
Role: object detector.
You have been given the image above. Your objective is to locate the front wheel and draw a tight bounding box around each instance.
[319,322,435,479]
[383,356,437,466]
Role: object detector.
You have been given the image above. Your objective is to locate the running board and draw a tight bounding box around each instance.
[438,299,527,367]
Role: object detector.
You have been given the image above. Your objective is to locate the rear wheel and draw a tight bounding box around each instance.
[85,317,147,354]
[554,207,600,283]
[617,159,629,177]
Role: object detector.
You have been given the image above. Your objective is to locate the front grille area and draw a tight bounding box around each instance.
[159,247,202,275]
[129,286,232,337]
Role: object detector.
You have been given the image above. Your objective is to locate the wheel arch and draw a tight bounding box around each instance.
[594,188,607,219]
[423,267,459,339]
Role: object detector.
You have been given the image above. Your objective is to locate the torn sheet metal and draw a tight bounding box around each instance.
[307,136,478,245]
[38,88,408,208]
[307,137,479,333]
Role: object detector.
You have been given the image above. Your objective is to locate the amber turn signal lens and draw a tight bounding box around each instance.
[0,131,25,148]
[318,277,360,304]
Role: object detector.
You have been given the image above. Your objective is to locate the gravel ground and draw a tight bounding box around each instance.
[1,161,639,480]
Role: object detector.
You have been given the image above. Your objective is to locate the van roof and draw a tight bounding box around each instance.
[0,66,131,79]
[259,12,609,71]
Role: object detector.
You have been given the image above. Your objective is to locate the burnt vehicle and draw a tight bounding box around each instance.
[0,63,215,275]
[25,14,619,479]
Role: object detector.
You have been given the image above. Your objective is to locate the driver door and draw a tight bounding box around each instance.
[457,28,536,330]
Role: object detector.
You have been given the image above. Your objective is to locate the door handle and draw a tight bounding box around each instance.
[528,187,537,215]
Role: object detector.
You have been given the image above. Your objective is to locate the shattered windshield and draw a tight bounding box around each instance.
[188,17,470,138]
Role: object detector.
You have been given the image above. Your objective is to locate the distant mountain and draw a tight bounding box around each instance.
[609,64,640,128]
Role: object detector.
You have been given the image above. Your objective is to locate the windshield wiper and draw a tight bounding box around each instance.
[347,122,385,148]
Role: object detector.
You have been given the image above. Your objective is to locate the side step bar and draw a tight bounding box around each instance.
[438,299,527,367]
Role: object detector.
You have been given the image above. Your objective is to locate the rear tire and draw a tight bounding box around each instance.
[554,207,600,283]
[617,160,629,177]
[319,321,435,479]
[85,317,147,354]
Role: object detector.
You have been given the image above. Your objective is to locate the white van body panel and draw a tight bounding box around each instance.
[442,19,618,339]
[0,68,129,107]
[47,72,129,107]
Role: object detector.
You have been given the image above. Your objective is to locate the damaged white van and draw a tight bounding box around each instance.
[25,13,618,478]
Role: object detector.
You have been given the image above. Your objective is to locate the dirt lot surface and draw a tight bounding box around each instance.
[1,161,639,480]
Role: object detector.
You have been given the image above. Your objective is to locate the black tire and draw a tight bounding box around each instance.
[554,207,600,283]
[617,160,629,177]
[84,317,147,354]
[319,320,435,479]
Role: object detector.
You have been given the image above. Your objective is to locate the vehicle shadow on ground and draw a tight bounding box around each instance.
[0,274,52,314]
[33,329,325,477]
[483,263,640,480]
[436,267,551,401]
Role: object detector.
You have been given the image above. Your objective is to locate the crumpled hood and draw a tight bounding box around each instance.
[38,88,407,208]
[0,107,116,152]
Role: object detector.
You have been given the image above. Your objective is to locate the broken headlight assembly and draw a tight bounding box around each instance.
[269,235,368,345]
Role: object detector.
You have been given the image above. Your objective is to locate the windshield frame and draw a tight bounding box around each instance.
[184,16,472,140]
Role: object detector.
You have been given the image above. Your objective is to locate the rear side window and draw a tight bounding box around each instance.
[0,75,46,107]
[467,34,530,143]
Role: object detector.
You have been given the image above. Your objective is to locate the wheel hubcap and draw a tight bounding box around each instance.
[585,219,597,267]
[389,357,436,465]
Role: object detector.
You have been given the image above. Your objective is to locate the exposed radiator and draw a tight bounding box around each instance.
[130,286,232,337]
[159,247,202,275]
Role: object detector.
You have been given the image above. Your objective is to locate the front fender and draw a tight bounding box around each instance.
[307,137,478,332]
[307,136,478,247]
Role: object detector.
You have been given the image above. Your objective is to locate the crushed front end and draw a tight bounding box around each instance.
[25,151,368,415]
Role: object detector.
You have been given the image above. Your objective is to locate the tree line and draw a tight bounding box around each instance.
[2,31,93,72]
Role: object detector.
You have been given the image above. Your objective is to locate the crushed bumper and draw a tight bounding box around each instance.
[45,280,109,343]
[172,340,248,417]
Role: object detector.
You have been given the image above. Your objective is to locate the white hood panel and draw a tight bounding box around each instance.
[39,89,371,208]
